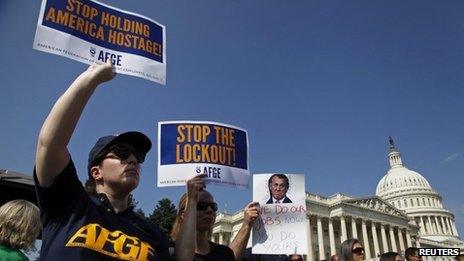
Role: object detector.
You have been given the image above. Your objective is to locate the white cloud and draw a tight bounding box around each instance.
[441,153,462,163]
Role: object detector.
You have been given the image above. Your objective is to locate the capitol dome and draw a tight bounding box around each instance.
[376,159,433,197]
[375,137,461,244]
[375,137,441,207]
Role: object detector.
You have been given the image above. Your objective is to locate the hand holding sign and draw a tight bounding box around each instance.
[243,202,260,227]
[84,60,116,86]
[186,174,206,202]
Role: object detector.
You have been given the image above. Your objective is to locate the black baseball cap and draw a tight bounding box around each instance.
[87,131,151,177]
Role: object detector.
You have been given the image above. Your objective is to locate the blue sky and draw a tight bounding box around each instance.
[0,0,463,238]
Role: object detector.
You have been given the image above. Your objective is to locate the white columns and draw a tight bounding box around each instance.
[351,218,358,239]
[389,226,398,252]
[371,222,380,257]
[451,220,459,236]
[329,219,336,256]
[380,224,389,252]
[445,218,451,235]
[398,228,405,252]
[433,217,439,234]
[437,216,444,234]
[419,216,426,234]
[415,236,421,248]
[306,216,314,261]
[219,232,224,244]
[440,216,450,235]
[405,229,412,247]
[340,216,347,243]
[361,220,371,259]
[447,218,456,236]
[427,216,434,234]
[434,216,443,234]
[430,216,437,234]
[317,216,326,261]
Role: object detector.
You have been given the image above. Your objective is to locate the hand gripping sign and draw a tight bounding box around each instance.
[252,174,308,255]
[33,0,166,84]
[157,121,249,188]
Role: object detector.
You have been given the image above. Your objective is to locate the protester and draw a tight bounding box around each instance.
[266,174,292,204]
[405,247,421,261]
[171,174,235,260]
[0,200,40,260]
[455,254,464,261]
[339,239,365,261]
[331,254,340,261]
[34,62,169,260]
[289,254,303,261]
[380,252,402,261]
[229,201,260,260]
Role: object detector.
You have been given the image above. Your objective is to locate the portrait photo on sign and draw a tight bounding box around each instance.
[254,173,305,206]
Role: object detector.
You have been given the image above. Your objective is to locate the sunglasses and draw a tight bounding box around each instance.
[104,144,145,164]
[197,202,218,212]
[352,247,365,255]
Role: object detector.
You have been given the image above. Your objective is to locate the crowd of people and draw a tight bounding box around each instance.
[332,239,421,261]
[1,62,463,260]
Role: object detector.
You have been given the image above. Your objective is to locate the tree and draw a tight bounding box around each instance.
[149,198,177,238]
[128,194,145,218]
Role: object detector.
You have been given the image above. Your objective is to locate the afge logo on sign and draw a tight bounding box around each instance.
[418,248,460,256]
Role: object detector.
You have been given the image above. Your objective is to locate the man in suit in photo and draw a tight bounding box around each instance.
[266,174,292,204]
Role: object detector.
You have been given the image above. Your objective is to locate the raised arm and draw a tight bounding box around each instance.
[174,175,206,261]
[35,62,115,187]
[229,201,260,261]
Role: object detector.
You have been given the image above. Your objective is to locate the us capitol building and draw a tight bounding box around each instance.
[212,138,464,260]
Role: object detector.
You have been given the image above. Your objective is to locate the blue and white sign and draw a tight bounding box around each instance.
[33,0,166,84]
[157,121,249,188]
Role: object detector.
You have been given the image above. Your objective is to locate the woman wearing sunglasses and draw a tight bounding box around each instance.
[340,239,365,261]
[171,174,235,261]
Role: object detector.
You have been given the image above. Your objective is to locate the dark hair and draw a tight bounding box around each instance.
[84,178,97,195]
[340,238,360,261]
[405,247,418,260]
[268,174,290,188]
[380,252,400,261]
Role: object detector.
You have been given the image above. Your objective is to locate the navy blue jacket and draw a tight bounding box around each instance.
[34,159,169,260]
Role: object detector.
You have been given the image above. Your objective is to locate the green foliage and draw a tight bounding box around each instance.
[149,198,177,238]
[128,194,145,218]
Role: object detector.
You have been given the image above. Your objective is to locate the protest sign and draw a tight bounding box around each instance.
[252,174,308,255]
[33,0,166,84]
[157,121,249,188]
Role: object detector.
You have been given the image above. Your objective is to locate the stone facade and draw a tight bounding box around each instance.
[212,139,464,260]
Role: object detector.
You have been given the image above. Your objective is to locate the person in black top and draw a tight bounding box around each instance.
[171,175,235,261]
[34,62,169,260]
[405,247,421,261]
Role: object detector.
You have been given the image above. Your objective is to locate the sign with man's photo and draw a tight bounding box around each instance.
[252,174,308,255]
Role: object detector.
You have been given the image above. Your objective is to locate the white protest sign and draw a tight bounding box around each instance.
[157,121,249,188]
[252,174,308,255]
[33,0,166,84]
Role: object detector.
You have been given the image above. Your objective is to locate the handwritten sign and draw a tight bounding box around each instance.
[33,0,166,84]
[157,121,249,188]
[252,174,308,255]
